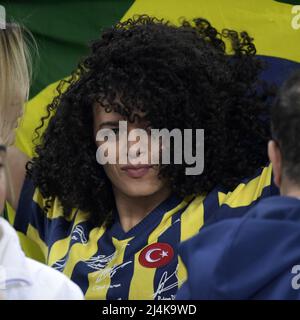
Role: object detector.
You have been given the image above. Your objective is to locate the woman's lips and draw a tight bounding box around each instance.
[121,165,153,178]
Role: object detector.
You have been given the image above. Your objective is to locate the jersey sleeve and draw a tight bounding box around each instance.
[204,163,279,224]
[13,178,50,261]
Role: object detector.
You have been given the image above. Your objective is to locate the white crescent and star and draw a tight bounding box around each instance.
[144,248,169,263]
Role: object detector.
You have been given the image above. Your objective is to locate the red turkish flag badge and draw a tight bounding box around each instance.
[139,243,174,268]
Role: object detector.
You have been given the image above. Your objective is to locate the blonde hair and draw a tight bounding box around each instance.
[0,23,35,205]
[0,22,33,145]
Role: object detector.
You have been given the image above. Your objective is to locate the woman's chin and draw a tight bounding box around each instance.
[118,181,164,198]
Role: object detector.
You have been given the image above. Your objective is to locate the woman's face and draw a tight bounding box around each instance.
[0,94,25,146]
[93,104,169,198]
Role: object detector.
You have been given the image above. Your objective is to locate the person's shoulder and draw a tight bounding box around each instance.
[218,163,277,208]
[25,258,84,300]
[245,195,300,220]
[199,164,279,224]
[17,175,77,222]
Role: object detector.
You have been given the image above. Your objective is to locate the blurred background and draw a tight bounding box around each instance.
[1,0,300,98]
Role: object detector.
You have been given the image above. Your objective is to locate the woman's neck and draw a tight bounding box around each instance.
[113,187,172,233]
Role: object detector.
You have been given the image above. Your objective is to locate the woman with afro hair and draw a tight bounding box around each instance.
[7,15,277,300]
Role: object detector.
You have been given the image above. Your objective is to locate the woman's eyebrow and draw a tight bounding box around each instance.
[98,121,121,129]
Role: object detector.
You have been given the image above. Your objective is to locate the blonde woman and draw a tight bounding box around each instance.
[0,23,83,300]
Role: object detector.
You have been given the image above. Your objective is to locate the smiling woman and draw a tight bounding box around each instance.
[8,15,278,300]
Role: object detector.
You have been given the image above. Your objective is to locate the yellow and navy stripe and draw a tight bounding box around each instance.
[12,162,278,299]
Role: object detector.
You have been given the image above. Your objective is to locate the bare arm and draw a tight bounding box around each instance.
[6,146,29,211]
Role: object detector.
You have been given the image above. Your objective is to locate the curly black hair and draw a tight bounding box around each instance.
[27,15,273,227]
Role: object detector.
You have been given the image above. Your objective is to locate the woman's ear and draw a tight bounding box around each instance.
[268,140,282,188]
